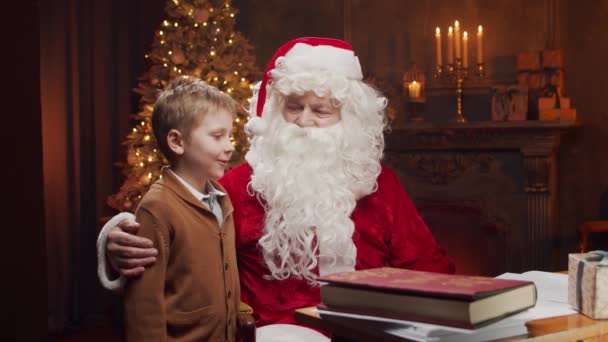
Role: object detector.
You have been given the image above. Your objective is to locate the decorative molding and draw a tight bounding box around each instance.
[386,152,495,185]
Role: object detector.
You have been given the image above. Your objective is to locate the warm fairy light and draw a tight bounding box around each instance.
[163,20,169,26]
[163,63,168,67]
[214,77,218,81]
[203,22,208,26]
[136,151,140,156]
[235,118,240,123]
[144,135,150,141]
[160,40,165,44]
[139,162,144,167]
[210,50,216,56]
[194,23,199,27]
[173,66,178,71]
[174,22,178,27]
[148,172,152,179]
[148,156,153,162]
[230,13,234,18]
[233,71,238,75]
[140,121,145,126]
[216,28,220,33]
[223,80,228,84]
[227,88,233,93]
[241,77,245,82]
[159,30,164,35]
[210,8,214,12]
[144,54,149,59]
[168,50,173,55]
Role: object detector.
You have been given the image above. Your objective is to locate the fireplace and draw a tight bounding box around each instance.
[384,121,576,275]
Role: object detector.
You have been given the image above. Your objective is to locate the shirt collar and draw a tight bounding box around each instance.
[169,169,225,201]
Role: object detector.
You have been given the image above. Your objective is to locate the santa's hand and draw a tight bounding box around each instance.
[106,219,157,278]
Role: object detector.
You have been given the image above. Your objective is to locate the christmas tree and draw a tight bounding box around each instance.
[108,0,259,212]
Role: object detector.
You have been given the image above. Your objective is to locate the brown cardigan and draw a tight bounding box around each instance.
[124,168,240,342]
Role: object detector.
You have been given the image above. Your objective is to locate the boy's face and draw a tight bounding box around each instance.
[182,108,235,181]
[282,91,341,128]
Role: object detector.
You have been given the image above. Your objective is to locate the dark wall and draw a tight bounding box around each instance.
[558,0,608,266]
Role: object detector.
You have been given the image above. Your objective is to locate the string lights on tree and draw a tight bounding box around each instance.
[108,0,259,212]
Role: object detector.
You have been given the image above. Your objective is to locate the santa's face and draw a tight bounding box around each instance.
[245,84,386,283]
[282,91,341,128]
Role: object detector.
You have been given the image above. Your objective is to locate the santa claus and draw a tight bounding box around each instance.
[98,37,454,341]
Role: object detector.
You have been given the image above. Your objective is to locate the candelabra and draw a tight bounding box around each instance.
[433,59,485,123]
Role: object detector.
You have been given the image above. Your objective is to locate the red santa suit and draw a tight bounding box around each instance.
[218,162,455,327]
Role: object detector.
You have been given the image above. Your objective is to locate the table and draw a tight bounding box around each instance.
[295,307,608,341]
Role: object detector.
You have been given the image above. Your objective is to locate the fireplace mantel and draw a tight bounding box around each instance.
[385,120,579,272]
[385,120,577,152]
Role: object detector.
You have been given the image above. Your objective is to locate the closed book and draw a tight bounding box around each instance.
[318,267,537,329]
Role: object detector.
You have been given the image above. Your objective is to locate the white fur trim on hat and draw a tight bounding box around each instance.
[283,43,363,81]
[97,212,135,291]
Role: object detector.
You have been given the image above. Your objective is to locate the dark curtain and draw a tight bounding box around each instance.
[40,0,164,333]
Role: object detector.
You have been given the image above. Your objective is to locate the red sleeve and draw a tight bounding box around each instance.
[381,166,455,274]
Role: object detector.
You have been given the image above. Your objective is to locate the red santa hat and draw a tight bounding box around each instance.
[253,37,363,117]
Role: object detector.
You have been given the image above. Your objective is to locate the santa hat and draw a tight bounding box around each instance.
[246,37,363,136]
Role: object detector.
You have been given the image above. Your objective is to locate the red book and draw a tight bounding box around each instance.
[317,267,537,329]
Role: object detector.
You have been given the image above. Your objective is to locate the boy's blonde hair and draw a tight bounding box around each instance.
[152,76,238,163]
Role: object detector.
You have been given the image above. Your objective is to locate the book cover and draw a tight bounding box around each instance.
[318,267,533,301]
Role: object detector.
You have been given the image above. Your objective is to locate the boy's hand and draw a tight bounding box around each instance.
[107,218,158,278]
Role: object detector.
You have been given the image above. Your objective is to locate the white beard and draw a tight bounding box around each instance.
[246,116,380,284]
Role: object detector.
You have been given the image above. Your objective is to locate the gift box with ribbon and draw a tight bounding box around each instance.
[567,251,608,319]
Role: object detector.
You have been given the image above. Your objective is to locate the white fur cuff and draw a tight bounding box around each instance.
[97,212,135,291]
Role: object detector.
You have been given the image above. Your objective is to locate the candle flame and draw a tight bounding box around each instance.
[436,27,440,34]
[478,25,483,33]
[455,20,459,28]
[449,26,453,33]
[463,31,468,39]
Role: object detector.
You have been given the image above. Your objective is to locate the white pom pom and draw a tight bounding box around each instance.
[245,116,268,137]
[376,96,388,110]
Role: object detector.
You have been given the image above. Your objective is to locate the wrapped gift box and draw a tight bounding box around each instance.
[542,49,564,69]
[539,108,577,121]
[517,51,541,71]
[567,252,608,319]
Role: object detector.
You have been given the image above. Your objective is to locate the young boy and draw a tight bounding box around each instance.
[124,76,240,342]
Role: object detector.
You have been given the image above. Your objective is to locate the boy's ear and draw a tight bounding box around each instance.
[167,129,185,156]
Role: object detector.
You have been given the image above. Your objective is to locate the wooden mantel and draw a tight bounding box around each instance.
[385,120,579,271]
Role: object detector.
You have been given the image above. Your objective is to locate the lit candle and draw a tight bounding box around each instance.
[435,27,442,66]
[477,25,484,64]
[462,31,468,68]
[447,26,454,65]
[408,81,421,99]
[454,20,461,60]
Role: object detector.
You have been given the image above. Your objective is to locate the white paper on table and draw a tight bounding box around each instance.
[496,271,569,303]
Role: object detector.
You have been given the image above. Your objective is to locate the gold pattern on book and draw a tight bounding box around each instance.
[327,268,402,281]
